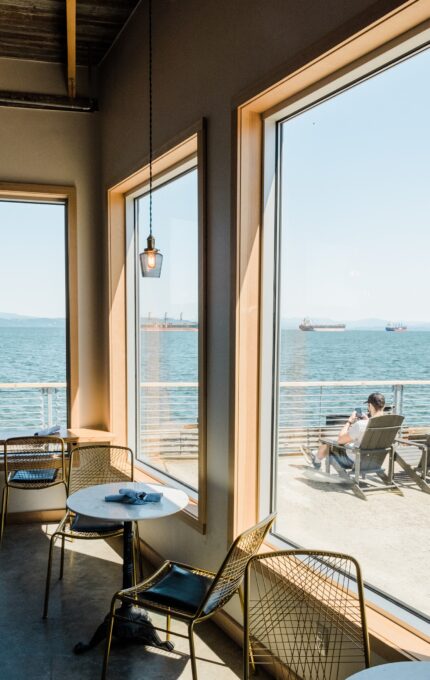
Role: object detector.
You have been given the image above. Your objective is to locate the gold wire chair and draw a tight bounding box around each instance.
[43,444,141,619]
[244,550,370,680]
[101,513,276,680]
[1,436,67,542]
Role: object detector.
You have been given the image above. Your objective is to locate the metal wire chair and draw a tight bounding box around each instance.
[1,436,67,542]
[43,444,141,618]
[101,513,276,680]
[244,550,370,680]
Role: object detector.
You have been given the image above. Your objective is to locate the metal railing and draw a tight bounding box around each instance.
[139,382,198,461]
[2,379,430,459]
[278,380,430,455]
[0,383,67,433]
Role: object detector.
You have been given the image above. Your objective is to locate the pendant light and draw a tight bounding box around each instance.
[139,0,163,277]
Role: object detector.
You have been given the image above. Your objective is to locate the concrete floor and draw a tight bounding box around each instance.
[0,524,248,680]
[276,455,430,616]
[139,455,430,616]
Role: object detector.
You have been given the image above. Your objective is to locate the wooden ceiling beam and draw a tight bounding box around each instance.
[66,0,76,97]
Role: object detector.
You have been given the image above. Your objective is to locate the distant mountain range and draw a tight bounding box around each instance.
[282,317,430,331]
[0,312,65,327]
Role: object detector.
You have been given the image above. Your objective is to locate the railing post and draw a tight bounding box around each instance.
[47,387,53,426]
[53,387,59,425]
[393,384,404,414]
[41,387,47,427]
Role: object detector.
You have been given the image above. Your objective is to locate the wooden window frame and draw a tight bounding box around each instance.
[232,0,430,659]
[107,120,207,533]
[0,183,78,427]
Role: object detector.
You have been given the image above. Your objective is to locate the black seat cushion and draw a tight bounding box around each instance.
[10,468,58,483]
[141,564,213,614]
[71,514,123,533]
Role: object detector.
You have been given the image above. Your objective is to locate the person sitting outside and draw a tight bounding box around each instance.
[302,392,386,470]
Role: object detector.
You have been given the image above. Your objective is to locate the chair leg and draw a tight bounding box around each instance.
[238,587,255,675]
[43,532,58,619]
[101,598,117,680]
[0,485,9,543]
[59,534,65,579]
[396,454,430,493]
[166,610,171,641]
[188,622,198,680]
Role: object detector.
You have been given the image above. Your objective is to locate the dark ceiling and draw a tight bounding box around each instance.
[0,0,141,66]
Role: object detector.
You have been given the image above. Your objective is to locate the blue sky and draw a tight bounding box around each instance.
[280,46,430,322]
[0,47,428,322]
[0,201,65,317]
[138,168,198,321]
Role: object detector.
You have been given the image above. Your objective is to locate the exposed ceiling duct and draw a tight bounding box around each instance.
[0,0,140,111]
[0,90,97,112]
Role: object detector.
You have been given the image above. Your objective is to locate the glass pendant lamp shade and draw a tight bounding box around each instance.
[138,0,163,278]
[140,234,163,277]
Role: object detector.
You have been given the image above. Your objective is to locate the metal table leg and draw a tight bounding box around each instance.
[74,521,173,654]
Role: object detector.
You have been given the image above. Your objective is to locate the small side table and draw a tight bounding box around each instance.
[67,481,188,654]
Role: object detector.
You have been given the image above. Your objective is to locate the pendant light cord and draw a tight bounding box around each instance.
[148,0,153,238]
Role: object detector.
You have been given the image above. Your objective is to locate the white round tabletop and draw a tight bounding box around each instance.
[349,662,430,679]
[67,482,188,522]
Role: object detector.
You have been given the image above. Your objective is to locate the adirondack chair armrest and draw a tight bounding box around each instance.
[320,439,349,455]
[395,437,427,453]
[319,437,337,446]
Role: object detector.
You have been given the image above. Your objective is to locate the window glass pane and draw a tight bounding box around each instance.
[273,48,430,616]
[137,168,199,491]
[0,201,67,432]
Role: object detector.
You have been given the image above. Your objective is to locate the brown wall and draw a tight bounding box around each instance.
[98,0,407,565]
[0,58,105,432]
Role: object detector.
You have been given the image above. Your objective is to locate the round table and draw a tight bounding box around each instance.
[67,481,188,654]
[349,661,430,679]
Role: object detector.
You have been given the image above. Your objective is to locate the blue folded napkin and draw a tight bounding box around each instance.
[105,488,163,504]
[34,425,61,436]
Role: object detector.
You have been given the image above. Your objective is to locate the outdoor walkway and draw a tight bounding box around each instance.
[132,453,430,619]
[276,455,430,617]
[0,524,247,680]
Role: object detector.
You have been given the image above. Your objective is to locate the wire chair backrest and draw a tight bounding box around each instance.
[68,445,134,495]
[199,513,276,617]
[360,414,404,450]
[4,436,65,485]
[245,550,370,680]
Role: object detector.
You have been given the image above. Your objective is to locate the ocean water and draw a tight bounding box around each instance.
[279,330,430,428]
[0,327,66,382]
[1,327,429,428]
[280,329,430,382]
[1,327,428,384]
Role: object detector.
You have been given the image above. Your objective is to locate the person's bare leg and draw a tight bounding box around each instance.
[316,443,329,461]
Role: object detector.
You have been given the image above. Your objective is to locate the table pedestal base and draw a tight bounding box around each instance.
[74,604,174,654]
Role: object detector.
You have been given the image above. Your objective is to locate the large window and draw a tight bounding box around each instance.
[109,125,206,529]
[260,42,430,621]
[0,199,68,433]
[126,151,205,509]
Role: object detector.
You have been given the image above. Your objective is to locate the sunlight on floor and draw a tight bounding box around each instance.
[40,522,123,564]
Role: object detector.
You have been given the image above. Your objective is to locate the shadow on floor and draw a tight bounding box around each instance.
[0,524,251,680]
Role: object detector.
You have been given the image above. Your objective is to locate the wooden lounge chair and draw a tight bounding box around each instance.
[394,430,430,494]
[320,414,404,500]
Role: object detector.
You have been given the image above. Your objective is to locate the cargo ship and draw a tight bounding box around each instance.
[299,318,346,332]
[141,313,197,331]
[385,322,407,332]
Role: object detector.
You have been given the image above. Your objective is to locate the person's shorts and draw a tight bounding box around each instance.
[331,452,354,469]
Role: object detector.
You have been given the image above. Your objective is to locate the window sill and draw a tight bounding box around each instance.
[133,462,205,534]
[262,537,430,662]
[365,602,430,662]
